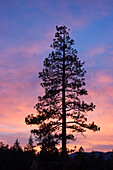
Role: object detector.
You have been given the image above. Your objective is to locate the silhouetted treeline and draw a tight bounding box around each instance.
[0,140,113,170]
[69,151,113,170]
[0,140,36,170]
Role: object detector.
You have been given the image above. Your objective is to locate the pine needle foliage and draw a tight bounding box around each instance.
[25,25,100,151]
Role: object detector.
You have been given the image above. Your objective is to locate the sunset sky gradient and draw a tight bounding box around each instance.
[0,0,113,152]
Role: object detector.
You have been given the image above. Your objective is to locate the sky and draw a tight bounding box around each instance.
[0,0,113,152]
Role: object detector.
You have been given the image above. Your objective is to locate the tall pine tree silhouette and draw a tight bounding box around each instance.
[25,25,100,170]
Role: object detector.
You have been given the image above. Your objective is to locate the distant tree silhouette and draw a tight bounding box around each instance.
[79,146,84,153]
[0,142,9,151]
[25,25,100,170]
[11,139,22,152]
[24,135,36,153]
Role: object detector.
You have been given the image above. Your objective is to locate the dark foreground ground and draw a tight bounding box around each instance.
[1,148,113,170]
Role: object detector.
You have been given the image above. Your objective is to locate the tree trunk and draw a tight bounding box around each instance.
[62,40,66,170]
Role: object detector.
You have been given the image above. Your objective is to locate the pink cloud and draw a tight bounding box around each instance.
[74,0,113,16]
[86,72,113,133]
[88,46,106,57]
[68,131,113,152]
[0,40,50,60]
[55,0,113,31]
[90,72,113,84]
[81,45,112,67]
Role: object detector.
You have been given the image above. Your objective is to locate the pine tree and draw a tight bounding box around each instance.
[79,146,84,153]
[24,135,36,153]
[25,25,100,170]
[12,139,22,152]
